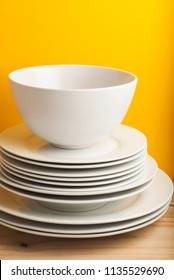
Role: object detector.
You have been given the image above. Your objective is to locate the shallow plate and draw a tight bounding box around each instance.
[0,124,147,164]
[1,163,146,187]
[0,156,157,195]
[0,169,173,224]
[0,202,169,234]
[0,150,146,178]
[1,147,146,169]
[1,154,146,181]
[0,207,168,238]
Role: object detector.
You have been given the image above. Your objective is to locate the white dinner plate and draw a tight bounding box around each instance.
[0,150,146,178]
[0,169,173,224]
[1,154,146,181]
[0,124,147,164]
[0,156,157,196]
[0,207,168,238]
[1,163,146,187]
[0,202,169,234]
[1,147,146,169]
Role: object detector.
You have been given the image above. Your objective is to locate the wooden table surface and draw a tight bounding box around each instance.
[0,197,173,260]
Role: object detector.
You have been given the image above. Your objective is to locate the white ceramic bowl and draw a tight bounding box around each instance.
[9,65,137,149]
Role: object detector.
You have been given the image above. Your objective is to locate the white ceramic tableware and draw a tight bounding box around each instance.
[1,155,146,181]
[0,169,173,224]
[1,147,146,169]
[9,65,137,149]
[1,162,146,186]
[0,124,146,164]
[0,207,169,238]
[0,173,151,211]
[0,202,169,234]
[0,156,157,196]
[0,150,147,178]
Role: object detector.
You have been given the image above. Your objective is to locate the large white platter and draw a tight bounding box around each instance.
[0,202,169,234]
[0,124,147,164]
[0,207,168,238]
[0,169,173,224]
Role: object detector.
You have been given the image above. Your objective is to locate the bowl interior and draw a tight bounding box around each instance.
[9,65,136,90]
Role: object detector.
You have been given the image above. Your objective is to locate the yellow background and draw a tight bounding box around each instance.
[0,1,173,180]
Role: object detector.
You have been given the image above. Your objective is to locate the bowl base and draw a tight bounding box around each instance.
[50,143,94,150]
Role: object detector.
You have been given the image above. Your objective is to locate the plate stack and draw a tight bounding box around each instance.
[0,65,173,238]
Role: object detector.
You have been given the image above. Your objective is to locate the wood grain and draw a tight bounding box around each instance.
[0,197,173,260]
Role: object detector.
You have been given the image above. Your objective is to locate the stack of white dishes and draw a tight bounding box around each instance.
[0,65,173,238]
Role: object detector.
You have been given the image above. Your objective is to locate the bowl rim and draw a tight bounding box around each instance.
[8,64,138,91]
